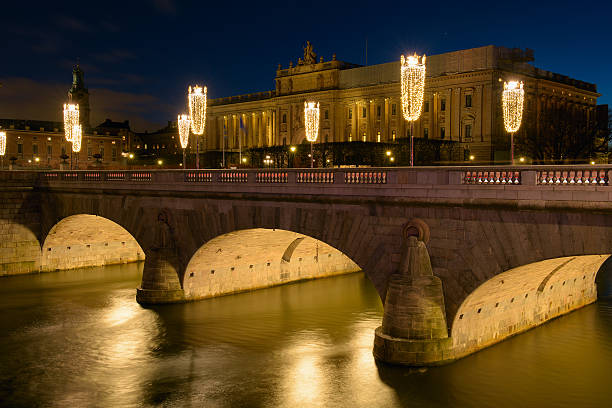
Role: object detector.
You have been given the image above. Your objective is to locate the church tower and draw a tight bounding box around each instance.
[68,65,90,130]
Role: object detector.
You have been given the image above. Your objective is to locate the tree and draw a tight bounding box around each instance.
[516,104,611,164]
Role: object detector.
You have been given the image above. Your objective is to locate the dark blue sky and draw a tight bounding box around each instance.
[1,0,610,131]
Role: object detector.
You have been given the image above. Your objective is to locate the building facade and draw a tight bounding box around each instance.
[205,45,600,163]
[0,66,136,169]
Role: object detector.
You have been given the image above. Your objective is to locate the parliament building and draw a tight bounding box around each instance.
[204,44,601,163]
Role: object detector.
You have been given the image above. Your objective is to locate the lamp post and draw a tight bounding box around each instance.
[502,81,525,165]
[63,103,79,169]
[400,53,426,167]
[188,85,207,169]
[0,131,6,169]
[178,114,191,169]
[304,101,320,168]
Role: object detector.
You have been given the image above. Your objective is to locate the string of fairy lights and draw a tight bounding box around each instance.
[304,101,320,168]
[502,81,525,133]
[400,54,426,122]
[502,81,525,164]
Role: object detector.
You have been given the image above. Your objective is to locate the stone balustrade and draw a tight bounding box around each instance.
[3,165,612,210]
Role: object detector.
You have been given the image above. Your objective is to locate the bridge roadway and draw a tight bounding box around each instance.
[1,165,612,366]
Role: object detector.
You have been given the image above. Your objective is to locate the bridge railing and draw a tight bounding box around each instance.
[3,166,612,190]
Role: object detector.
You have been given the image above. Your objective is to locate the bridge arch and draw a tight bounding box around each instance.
[449,254,610,359]
[41,214,145,271]
[182,228,361,300]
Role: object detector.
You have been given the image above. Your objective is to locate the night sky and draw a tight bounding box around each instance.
[1,0,610,132]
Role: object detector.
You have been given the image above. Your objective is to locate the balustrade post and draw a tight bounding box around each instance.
[448,171,463,185]
[521,170,536,186]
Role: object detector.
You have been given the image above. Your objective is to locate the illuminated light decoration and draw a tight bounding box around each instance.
[502,81,525,164]
[188,85,207,135]
[400,54,426,122]
[0,131,6,156]
[304,101,320,168]
[71,124,82,153]
[188,85,207,169]
[502,81,525,133]
[400,53,426,167]
[178,114,191,149]
[63,104,79,142]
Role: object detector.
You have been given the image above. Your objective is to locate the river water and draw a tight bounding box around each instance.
[1,263,612,408]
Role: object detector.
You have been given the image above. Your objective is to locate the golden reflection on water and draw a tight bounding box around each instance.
[1,265,612,407]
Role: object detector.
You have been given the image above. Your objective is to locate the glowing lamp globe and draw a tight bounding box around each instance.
[178,114,191,149]
[0,131,6,156]
[400,53,426,122]
[502,81,525,133]
[63,103,79,142]
[188,85,207,136]
[304,101,320,142]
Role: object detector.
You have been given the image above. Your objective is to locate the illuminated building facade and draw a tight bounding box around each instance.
[205,44,600,162]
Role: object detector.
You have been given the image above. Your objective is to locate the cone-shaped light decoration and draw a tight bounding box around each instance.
[178,114,191,149]
[188,85,207,135]
[304,101,320,142]
[400,53,426,122]
[63,104,79,142]
[0,131,6,156]
[502,81,525,133]
[71,124,82,153]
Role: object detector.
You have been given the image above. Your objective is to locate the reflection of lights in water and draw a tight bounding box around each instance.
[105,297,140,327]
[281,335,327,406]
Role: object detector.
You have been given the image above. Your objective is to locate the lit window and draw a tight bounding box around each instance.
[377,131,381,142]
[362,132,366,142]
[348,133,352,142]
[392,130,396,141]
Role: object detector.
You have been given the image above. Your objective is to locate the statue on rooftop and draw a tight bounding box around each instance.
[303,41,317,65]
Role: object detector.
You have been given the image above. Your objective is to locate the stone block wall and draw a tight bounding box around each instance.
[450,255,608,359]
[182,229,361,300]
[0,190,41,276]
[41,214,144,271]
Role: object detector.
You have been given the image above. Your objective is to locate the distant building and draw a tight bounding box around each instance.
[136,120,182,157]
[202,44,601,163]
[0,66,136,169]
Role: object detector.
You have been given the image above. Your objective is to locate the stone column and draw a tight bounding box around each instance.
[373,224,453,366]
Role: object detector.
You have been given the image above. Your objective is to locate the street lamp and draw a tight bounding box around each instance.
[304,101,320,168]
[386,150,392,156]
[502,81,525,165]
[178,114,191,169]
[188,85,207,169]
[400,53,426,167]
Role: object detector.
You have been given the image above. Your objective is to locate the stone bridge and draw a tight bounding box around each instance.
[2,166,612,366]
